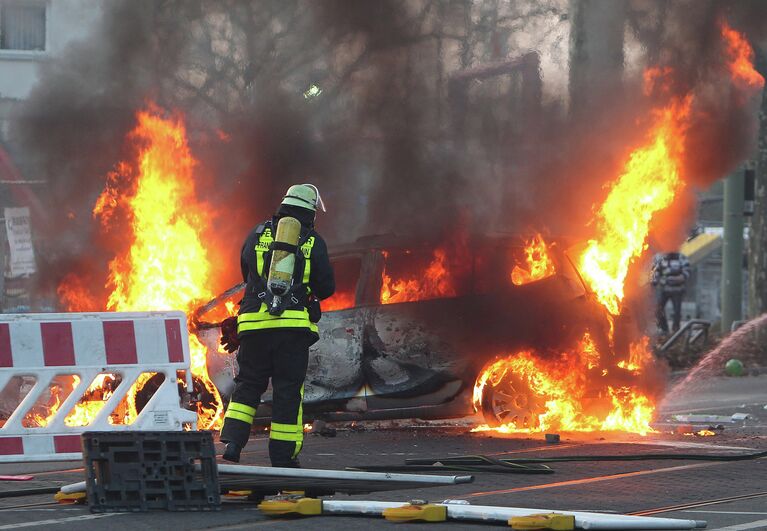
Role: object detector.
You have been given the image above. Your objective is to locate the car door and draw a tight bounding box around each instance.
[304,253,365,404]
[361,247,472,399]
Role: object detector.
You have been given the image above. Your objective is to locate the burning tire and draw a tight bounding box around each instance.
[479,370,546,429]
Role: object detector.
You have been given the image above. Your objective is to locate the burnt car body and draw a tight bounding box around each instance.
[198,234,590,424]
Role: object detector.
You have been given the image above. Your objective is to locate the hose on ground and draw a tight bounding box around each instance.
[404,449,767,465]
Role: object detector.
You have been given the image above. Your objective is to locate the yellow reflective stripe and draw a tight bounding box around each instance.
[300,237,314,256]
[270,421,303,443]
[255,229,273,276]
[227,402,256,416]
[271,422,302,433]
[294,385,304,459]
[301,237,314,284]
[267,389,306,456]
[238,320,318,333]
[303,259,311,284]
[225,410,253,423]
[239,310,311,322]
[256,249,264,277]
[270,430,303,442]
[298,385,304,426]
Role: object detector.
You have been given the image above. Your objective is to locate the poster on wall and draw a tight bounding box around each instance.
[4,207,36,277]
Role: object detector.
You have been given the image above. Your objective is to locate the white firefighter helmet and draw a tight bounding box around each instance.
[281,183,326,212]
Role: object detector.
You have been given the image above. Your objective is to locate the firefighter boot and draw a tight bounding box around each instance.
[223,442,242,463]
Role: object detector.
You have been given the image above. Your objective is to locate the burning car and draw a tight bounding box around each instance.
[48,19,763,437]
[196,233,602,429]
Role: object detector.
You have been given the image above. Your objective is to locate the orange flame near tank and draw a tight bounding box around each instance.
[511,234,556,286]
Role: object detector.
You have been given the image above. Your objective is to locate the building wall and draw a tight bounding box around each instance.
[0,0,100,100]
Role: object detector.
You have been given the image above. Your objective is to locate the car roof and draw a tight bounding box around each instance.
[327,232,571,256]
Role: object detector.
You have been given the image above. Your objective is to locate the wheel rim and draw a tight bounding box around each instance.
[483,372,545,429]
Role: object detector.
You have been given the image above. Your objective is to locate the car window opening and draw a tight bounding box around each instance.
[323,256,361,311]
[380,248,470,304]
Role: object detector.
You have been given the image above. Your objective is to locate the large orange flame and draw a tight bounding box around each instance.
[473,95,691,433]
[95,109,223,430]
[511,234,556,286]
[474,23,763,437]
[472,334,655,435]
[55,108,224,430]
[721,21,765,89]
[578,97,691,315]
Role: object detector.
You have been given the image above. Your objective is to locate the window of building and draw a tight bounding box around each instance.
[0,1,46,52]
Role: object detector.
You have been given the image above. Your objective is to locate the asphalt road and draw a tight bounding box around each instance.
[0,374,765,530]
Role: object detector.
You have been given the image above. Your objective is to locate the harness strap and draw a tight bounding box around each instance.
[270,241,299,254]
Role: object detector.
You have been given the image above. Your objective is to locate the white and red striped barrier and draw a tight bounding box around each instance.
[0,311,197,462]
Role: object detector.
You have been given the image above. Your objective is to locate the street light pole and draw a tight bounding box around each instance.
[721,169,745,332]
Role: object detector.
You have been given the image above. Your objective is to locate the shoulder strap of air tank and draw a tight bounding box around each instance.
[255,221,271,237]
[294,227,313,288]
[255,221,273,282]
[297,225,311,247]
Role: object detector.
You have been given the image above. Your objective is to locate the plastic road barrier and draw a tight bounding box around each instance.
[0,311,197,462]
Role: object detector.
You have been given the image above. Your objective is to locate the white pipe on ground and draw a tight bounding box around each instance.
[211,463,473,485]
[321,500,707,530]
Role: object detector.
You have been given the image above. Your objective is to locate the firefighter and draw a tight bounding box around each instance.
[651,251,690,334]
[219,184,335,467]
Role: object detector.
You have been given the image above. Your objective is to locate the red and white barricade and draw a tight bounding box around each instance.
[0,311,197,462]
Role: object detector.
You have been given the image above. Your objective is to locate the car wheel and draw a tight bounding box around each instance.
[480,371,545,429]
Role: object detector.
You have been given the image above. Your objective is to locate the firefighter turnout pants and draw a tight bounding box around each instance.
[220,330,312,467]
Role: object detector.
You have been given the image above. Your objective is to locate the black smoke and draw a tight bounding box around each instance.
[10,0,767,301]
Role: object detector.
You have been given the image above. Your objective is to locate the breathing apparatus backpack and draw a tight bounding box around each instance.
[258,217,310,316]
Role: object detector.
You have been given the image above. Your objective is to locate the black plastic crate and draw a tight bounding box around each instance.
[82,431,220,512]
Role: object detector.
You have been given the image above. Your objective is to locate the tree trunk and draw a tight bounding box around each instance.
[568,0,625,118]
[748,56,767,319]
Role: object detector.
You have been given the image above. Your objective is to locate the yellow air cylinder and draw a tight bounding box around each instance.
[267,216,302,296]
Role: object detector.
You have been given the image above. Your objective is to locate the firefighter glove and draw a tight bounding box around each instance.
[220,316,240,353]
